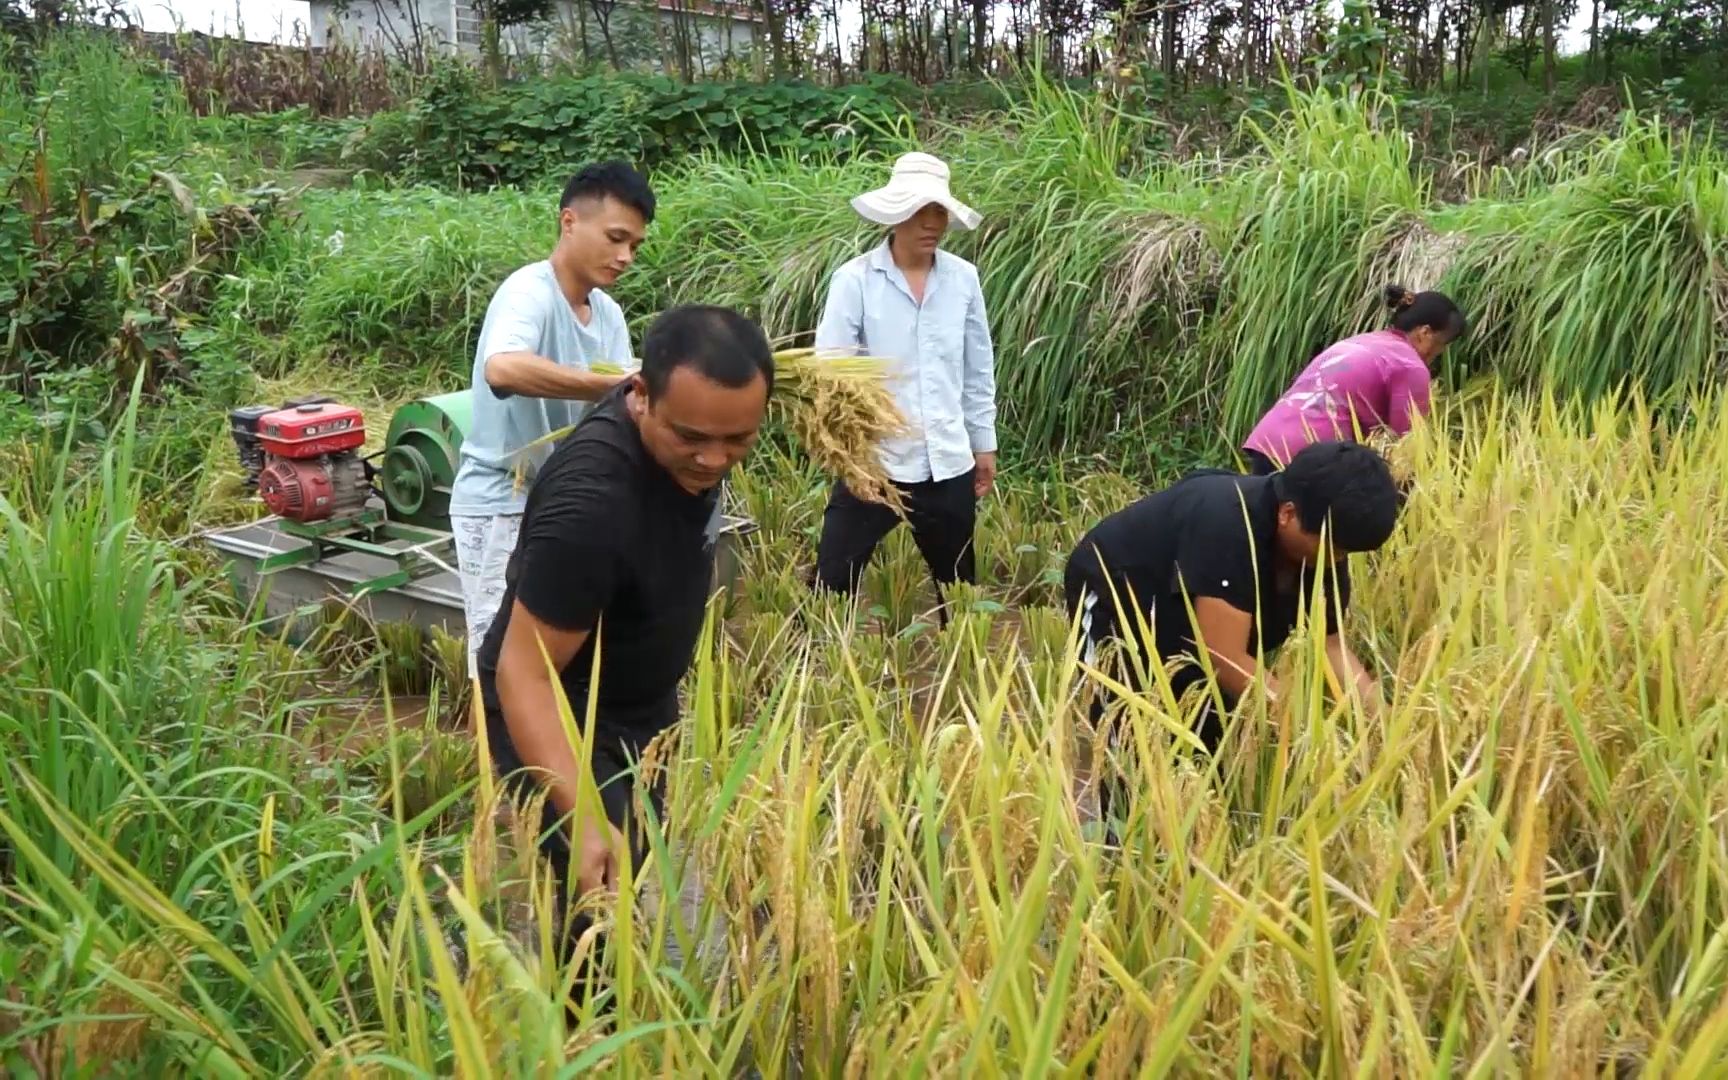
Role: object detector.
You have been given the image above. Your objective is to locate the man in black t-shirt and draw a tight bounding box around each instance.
[475,304,773,991]
[1065,441,1400,764]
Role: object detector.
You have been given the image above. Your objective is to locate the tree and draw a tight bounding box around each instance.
[471,0,556,74]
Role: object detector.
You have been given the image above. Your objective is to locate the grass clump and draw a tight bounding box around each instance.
[1443,111,1728,402]
[1209,83,1431,437]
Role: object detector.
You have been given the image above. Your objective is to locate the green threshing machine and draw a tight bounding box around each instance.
[201,391,753,637]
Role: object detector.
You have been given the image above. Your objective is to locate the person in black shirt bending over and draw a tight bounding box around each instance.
[1065,440,1400,776]
[474,304,773,996]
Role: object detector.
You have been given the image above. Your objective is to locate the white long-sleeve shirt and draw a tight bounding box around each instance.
[813,241,997,485]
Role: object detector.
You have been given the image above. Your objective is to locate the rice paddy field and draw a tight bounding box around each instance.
[6,385,1728,1076]
[7,45,1728,1077]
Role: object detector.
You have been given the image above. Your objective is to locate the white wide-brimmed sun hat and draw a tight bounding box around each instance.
[850,152,981,231]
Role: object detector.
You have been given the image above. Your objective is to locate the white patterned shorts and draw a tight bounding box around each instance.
[1077,588,1101,666]
[451,512,523,678]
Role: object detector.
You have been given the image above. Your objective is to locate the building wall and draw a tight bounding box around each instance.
[454,0,484,50]
[310,0,461,52]
[310,0,759,70]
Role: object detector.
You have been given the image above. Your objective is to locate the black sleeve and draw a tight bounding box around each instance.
[1323,556,1352,633]
[512,444,637,633]
[1171,507,1261,615]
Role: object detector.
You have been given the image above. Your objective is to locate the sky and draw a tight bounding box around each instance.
[126,0,1591,55]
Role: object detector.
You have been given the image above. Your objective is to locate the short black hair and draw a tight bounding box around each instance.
[1384,283,1467,342]
[639,305,774,400]
[1275,441,1400,553]
[560,160,656,223]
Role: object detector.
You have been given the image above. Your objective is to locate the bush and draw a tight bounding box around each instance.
[1,29,283,427]
[345,67,991,188]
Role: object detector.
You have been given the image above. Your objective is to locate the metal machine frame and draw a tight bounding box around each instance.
[254,508,460,598]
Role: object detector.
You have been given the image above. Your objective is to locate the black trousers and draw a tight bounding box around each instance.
[814,471,978,600]
[1242,448,1279,475]
[1064,555,1225,833]
[537,743,660,981]
[483,686,666,1010]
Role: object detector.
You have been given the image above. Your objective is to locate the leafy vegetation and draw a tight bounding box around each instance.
[344,66,1006,188]
[7,30,1727,466]
[0,28,287,442]
[174,80,1726,469]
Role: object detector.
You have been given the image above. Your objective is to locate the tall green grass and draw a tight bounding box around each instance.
[191,184,547,395]
[0,28,197,195]
[0,392,472,1075]
[0,388,227,879]
[1445,111,1728,402]
[1209,84,1429,436]
[188,79,1726,470]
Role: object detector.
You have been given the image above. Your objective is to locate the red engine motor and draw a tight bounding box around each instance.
[251,402,370,523]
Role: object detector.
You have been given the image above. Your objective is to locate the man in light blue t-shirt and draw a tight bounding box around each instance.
[450,161,653,675]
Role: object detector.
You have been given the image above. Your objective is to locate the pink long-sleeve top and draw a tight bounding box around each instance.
[1243,328,1432,466]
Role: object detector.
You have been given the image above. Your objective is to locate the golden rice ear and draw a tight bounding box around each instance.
[1364,430,1415,492]
[771,347,910,514]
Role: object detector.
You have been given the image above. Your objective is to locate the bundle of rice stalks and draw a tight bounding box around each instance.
[518,348,910,512]
[761,347,910,511]
[1363,428,1416,491]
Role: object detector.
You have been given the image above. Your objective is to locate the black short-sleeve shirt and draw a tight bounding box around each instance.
[1068,469,1350,699]
[476,384,719,754]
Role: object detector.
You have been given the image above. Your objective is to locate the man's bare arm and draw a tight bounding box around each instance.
[1325,633,1384,717]
[493,600,627,893]
[484,351,622,401]
[1192,597,1281,702]
[492,599,594,818]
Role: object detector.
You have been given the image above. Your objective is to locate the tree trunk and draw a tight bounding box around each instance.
[759,0,788,76]
[895,0,910,75]
[1407,5,1422,89]
[830,0,843,79]
[1454,10,1468,91]
[1542,0,1557,92]
[480,16,503,81]
[1239,0,1255,85]
[587,0,621,69]
[1586,0,1599,75]
[1605,9,1618,77]
[1161,0,1178,84]
[1482,11,1494,95]
[970,0,987,72]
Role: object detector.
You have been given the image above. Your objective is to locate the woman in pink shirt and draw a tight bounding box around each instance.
[1242,284,1468,474]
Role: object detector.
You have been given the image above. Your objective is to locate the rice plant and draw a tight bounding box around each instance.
[13,55,1728,1076]
[6,385,1728,1073]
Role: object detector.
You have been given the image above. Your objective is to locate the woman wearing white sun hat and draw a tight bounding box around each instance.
[810,151,998,621]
